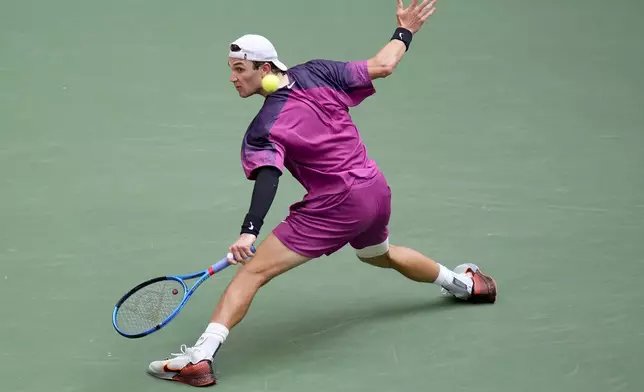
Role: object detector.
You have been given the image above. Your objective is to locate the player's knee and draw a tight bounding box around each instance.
[356,238,392,268]
[236,262,275,288]
[358,253,392,268]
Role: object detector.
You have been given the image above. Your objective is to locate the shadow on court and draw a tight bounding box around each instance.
[216,296,473,380]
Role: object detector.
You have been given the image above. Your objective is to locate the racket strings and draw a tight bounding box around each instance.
[116,279,184,334]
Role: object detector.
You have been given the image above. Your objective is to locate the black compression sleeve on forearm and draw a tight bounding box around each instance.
[240,166,281,236]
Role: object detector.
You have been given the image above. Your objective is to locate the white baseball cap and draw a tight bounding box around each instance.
[229,34,288,71]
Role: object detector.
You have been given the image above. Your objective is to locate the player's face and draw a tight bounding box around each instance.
[228,58,262,98]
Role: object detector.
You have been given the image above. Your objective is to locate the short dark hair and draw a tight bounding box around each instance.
[251,61,283,75]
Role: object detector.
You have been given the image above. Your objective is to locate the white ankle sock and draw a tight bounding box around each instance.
[434,264,454,286]
[194,323,229,358]
[435,264,473,297]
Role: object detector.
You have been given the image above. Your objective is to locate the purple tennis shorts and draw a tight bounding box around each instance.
[273,171,392,258]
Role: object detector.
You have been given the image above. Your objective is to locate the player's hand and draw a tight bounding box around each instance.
[396,0,437,34]
[227,234,257,265]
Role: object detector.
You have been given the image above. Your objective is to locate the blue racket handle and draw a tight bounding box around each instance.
[211,245,257,274]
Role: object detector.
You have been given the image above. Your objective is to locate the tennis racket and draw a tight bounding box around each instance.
[112,246,255,339]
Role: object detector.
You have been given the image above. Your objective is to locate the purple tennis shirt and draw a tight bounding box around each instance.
[240,59,381,197]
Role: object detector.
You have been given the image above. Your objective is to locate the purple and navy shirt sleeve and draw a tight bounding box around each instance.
[303,59,376,107]
[241,105,287,180]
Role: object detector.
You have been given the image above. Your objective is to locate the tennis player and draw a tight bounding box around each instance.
[148,0,497,386]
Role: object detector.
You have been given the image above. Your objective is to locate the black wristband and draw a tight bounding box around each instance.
[391,27,413,51]
[241,213,262,236]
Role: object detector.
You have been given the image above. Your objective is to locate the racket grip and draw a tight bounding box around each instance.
[215,245,257,273]
[212,257,231,273]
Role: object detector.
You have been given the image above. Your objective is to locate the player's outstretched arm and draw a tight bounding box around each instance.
[228,166,281,264]
[367,0,437,80]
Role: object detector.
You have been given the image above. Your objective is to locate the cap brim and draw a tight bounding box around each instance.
[272,59,288,71]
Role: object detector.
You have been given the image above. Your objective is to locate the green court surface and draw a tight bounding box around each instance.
[1,1,643,391]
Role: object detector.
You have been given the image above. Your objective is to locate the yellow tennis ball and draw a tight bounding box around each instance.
[261,74,280,93]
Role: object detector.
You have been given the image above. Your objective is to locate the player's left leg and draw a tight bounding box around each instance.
[147,232,311,387]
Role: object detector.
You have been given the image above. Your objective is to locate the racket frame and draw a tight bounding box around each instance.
[111,249,252,339]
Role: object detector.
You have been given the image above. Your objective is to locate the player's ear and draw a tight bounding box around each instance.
[260,62,272,76]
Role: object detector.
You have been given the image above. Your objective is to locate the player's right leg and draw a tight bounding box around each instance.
[147,232,312,387]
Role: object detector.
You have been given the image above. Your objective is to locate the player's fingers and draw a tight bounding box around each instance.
[418,0,432,9]
[232,248,245,263]
[397,0,404,12]
[420,0,435,13]
[239,247,251,261]
[245,246,255,259]
[227,251,237,265]
[241,250,254,264]
[410,0,418,8]
[421,5,436,20]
